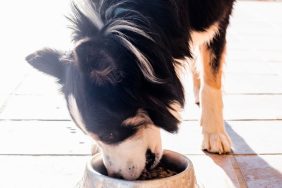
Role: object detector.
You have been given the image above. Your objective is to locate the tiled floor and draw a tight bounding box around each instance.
[1,1,282,188]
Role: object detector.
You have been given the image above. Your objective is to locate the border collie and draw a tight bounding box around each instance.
[26,0,235,180]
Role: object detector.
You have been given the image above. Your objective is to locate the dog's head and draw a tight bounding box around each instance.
[26,0,185,180]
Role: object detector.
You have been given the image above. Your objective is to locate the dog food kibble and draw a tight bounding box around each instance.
[138,162,177,180]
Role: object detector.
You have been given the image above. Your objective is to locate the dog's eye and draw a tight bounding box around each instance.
[100,132,116,143]
[105,132,114,140]
[100,127,138,144]
[108,132,114,139]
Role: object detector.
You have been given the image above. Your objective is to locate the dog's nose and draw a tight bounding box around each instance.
[145,149,156,170]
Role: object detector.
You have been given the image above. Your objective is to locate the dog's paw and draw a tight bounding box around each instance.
[202,131,232,154]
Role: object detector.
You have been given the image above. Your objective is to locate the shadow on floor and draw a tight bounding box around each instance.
[205,121,282,187]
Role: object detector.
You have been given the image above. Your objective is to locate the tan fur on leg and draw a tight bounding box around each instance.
[199,44,232,154]
[192,70,200,105]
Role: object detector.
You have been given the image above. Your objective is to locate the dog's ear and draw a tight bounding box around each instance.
[74,40,123,85]
[25,48,66,81]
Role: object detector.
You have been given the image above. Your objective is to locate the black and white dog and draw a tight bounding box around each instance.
[26,0,235,180]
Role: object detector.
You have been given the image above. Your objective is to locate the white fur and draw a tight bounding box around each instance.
[96,125,162,180]
[187,52,201,105]
[168,101,183,121]
[200,84,232,154]
[189,23,220,105]
[104,7,161,83]
[106,20,154,42]
[190,23,219,47]
[122,109,153,126]
[73,0,161,83]
[113,32,162,83]
[73,0,104,29]
[68,95,163,180]
[67,94,87,133]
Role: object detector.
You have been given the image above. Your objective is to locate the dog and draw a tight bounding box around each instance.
[26,0,235,180]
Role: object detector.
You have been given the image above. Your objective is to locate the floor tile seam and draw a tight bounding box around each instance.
[231,155,249,188]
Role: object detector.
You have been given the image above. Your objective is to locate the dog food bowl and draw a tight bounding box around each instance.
[80,150,196,188]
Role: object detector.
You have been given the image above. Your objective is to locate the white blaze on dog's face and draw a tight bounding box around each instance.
[94,124,162,180]
[68,96,164,180]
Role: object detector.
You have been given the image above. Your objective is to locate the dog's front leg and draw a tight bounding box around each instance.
[199,31,232,154]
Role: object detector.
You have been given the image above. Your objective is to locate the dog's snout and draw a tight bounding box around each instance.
[145,149,156,170]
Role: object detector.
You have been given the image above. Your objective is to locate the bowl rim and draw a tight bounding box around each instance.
[86,149,194,184]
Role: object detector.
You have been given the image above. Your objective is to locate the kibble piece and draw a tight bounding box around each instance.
[138,162,178,180]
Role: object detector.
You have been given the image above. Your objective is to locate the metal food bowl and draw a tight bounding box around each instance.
[80,150,196,188]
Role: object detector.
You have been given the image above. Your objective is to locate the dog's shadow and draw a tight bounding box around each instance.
[203,121,282,187]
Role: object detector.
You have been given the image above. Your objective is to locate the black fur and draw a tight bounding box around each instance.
[26,0,235,144]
